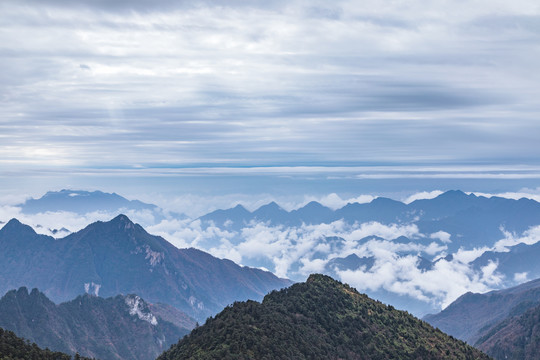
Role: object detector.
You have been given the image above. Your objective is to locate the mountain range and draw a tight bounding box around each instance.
[20,189,162,216]
[424,277,540,344]
[159,274,490,360]
[200,190,540,252]
[0,287,192,360]
[8,188,540,317]
[0,214,291,321]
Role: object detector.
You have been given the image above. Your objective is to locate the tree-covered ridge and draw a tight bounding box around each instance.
[475,302,540,360]
[0,327,91,360]
[158,274,491,360]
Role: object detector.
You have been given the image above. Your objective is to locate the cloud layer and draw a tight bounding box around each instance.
[5,188,540,313]
[1,0,540,175]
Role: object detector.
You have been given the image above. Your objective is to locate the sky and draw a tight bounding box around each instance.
[1,1,540,312]
[1,0,540,205]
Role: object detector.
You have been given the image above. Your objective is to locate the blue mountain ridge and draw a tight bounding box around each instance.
[0,215,291,322]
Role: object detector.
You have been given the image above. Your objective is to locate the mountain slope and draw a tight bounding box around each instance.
[0,287,192,360]
[0,327,91,360]
[158,274,491,360]
[423,278,540,343]
[0,215,292,321]
[475,303,540,360]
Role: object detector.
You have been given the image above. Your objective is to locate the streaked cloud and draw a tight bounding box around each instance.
[1,0,539,176]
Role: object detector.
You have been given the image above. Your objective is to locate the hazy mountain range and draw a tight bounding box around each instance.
[0,214,291,321]
[3,188,540,359]
[194,190,540,315]
[7,188,540,317]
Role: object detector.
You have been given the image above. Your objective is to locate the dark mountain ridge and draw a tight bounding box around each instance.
[158,274,491,360]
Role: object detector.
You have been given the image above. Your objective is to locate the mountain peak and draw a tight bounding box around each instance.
[160,275,490,360]
[301,201,326,210]
[438,190,471,199]
[257,201,281,210]
[306,273,334,284]
[111,214,133,224]
[0,218,38,237]
[232,204,248,211]
[4,218,23,227]
[370,197,404,206]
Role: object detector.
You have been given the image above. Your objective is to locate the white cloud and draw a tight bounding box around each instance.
[471,189,540,203]
[0,206,120,236]
[337,255,504,309]
[514,272,528,282]
[343,222,420,244]
[452,246,491,264]
[430,230,452,243]
[492,225,540,252]
[298,258,328,275]
[404,190,444,204]
[300,193,376,210]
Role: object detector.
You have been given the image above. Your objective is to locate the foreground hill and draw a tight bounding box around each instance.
[0,215,291,321]
[0,287,192,360]
[158,274,490,360]
[423,278,540,343]
[0,327,91,360]
[475,303,540,360]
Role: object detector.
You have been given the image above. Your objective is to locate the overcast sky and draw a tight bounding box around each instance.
[1,0,540,199]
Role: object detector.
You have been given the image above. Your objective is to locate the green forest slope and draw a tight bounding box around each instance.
[158,274,491,360]
[0,327,91,360]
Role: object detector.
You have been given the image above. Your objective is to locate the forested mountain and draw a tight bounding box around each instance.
[0,287,192,360]
[424,278,540,344]
[0,215,291,321]
[0,327,91,360]
[475,302,540,360]
[158,274,491,360]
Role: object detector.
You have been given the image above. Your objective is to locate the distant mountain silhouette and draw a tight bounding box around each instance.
[20,189,159,214]
[199,190,540,252]
[0,215,292,321]
[194,190,540,316]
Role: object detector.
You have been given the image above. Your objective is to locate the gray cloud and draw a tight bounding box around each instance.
[1,0,539,176]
